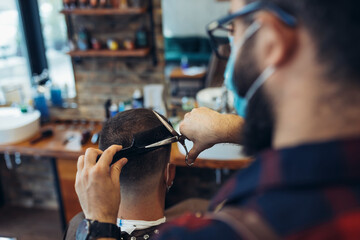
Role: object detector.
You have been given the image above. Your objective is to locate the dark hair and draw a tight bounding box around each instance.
[99,109,171,194]
[246,0,360,86]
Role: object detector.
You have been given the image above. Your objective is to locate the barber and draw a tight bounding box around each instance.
[75,0,360,239]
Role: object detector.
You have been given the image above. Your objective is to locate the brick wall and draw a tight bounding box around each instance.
[53,0,165,120]
[0,155,58,209]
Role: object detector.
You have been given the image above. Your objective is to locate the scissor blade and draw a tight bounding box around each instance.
[153,110,179,136]
[145,136,178,148]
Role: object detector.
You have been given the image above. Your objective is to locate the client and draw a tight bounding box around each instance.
[65,109,176,240]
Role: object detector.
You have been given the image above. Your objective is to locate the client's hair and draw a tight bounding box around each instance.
[99,109,171,195]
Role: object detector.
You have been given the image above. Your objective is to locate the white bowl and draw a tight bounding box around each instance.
[0,107,40,145]
[196,87,234,110]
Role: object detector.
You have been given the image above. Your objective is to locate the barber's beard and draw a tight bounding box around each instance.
[233,39,274,156]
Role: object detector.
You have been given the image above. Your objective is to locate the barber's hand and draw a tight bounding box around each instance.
[75,145,128,224]
[180,107,244,164]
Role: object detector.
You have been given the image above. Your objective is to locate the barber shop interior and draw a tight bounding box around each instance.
[1,0,359,239]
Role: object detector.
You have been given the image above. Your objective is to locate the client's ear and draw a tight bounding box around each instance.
[164,163,176,187]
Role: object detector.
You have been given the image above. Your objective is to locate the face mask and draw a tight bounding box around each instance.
[224,35,247,117]
[224,22,276,117]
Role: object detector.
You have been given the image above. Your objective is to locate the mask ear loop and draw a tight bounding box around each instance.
[244,65,276,103]
[231,21,262,57]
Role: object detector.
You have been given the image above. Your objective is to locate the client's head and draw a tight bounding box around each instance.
[99,109,175,200]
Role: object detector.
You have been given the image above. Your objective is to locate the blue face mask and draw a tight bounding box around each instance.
[224,22,276,118]
[224,37,247,117]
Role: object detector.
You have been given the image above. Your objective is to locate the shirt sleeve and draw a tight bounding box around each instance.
[153,213,242,240]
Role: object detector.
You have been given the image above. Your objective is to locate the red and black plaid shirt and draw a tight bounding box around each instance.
[155,137,360,239]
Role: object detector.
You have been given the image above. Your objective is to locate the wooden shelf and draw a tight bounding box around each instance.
[67,48,150,57]
[60,7,147,15]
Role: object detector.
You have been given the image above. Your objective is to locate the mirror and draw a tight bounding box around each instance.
[162,0,230,106]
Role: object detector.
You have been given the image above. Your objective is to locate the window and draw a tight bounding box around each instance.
[0,1,31,104]
[38,0,76,98]
[0,0,76,105]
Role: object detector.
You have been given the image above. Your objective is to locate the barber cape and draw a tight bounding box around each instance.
[63,199,209,240]
[62,213,166,240]
[117,217,166,240]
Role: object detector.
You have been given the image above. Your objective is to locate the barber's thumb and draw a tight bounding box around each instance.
[188,146,202,164]
[111,158,128,182]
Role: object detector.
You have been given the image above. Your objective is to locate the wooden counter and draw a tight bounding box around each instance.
[0,122,102,160]
[170,143,252,170]
[0,122,252,169]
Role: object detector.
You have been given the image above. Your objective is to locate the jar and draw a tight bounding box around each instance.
[99,0,107,8]
[90,0,98,8]
[123,38,135,50]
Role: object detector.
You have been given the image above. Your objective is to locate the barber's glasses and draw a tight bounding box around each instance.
[206,1,297,60]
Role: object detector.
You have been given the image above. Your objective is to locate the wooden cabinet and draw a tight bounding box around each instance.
[56,158,82,223]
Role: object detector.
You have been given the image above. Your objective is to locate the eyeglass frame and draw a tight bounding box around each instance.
[206,1,297,60]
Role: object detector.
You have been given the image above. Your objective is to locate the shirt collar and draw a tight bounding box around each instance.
[117,217,166,235]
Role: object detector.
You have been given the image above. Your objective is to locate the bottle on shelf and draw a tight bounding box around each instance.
[109,103,118,117]
[90,0,98,8]
[77,27,91,51]
[181,55,189,70]
[107,39,119,51]
[124,100,132,110]
[91,38,102,50]
[50,84,63,107]
[135,24,148,48]
[99,0,112,8]
[104,99,112,120]
[32,87,50,123]
[63,0,71,9]
[119,0,128,9]
[132,89,144,109]
[118,101,125,112]
[111,0,119,8]
[123,38,135,50]
[69,0,77,9]
[79,0,89,8]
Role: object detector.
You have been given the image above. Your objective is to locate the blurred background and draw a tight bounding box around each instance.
[0,1,253,239]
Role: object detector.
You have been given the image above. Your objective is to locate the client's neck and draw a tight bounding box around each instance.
[118,190,165,221]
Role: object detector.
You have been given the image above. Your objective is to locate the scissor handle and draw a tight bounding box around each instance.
[177,136,193,167]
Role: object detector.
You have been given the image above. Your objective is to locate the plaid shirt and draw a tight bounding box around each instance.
[155,137,360,239]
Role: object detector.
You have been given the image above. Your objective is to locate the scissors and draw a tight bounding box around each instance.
[97,111,192,166]
[152,111,193,166]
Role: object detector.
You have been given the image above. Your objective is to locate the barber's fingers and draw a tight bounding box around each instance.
[77,155,85,171]
[187,142,215,165]
[110,158,128,184]
[98,145,123,168]
[84,148,103,168]
[187,144,203,165]
[179,121,192,141]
